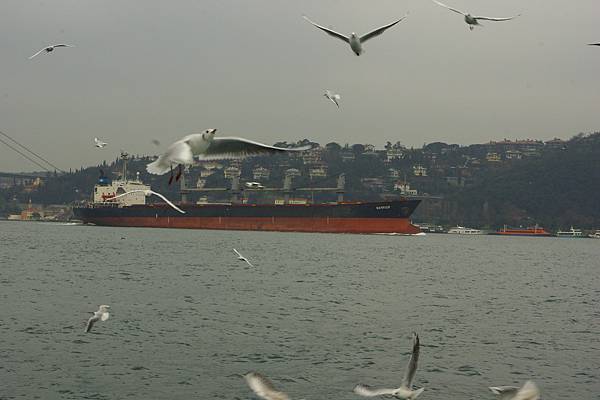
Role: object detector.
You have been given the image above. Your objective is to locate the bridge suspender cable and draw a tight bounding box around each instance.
[0,130,66,173]
[0,136,52,172]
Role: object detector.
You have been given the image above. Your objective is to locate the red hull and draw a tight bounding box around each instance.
[86,216,422,234]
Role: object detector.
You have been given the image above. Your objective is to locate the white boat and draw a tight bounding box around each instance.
[555,226,584,238]
[588,230,600,239]
[447,226,483,235]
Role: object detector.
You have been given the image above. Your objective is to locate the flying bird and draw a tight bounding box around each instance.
[146,129,312,184]
[353,332,424,399]
[431,0,520,30]
[151,139,161,146]
[324,90,341,108]
[85,305,110,333]
[244,372,290,400]
[94,138,107,148]
[302,15,407,56]
[29,44,74,59]
[233,248,254,267]
[489,381,540,400]
[108,189,185,214]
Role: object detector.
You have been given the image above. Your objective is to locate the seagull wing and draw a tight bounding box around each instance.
[85,315,99,332]
[360,16,407,42]
[588,43,600,46]
[244,259,254,267]
[474,14,520,21]
[198,137,311,161]
[52,44,74,48]
[489,386,520,400]
[512,381,540,400]
[431,0,466,15]
[28,48,46,59]
[353,384,397,397]
[401,332,420,389]
[245,372,290,400]
[148,190,186,214]
[233,248,242,257]
[303,16,349,43]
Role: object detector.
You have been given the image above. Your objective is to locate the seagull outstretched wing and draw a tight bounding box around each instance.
[431,0,466,15]
[401,332,420,389]
[198,137,311,161]
[28,48,46,59]
[85,315,99,332]
[302,16,349,43]
[108,189,186,214]
[353,385,398,397]
[245,372,290,400]
[474,14,520,21]
[360,16,407,42]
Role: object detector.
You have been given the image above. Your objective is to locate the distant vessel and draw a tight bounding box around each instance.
[489,225,552,237]
[415,223,446,233]
[588,230,600,239]
[556,226,584,238]
[447,226,483,235]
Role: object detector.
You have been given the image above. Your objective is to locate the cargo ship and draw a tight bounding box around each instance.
[73,158,422,235]
[488,225,552,237]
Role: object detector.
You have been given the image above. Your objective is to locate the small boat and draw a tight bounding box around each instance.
[447,226,483,235]
[489,224,553,237]
[588,230,600,239]
[555,226,584,238]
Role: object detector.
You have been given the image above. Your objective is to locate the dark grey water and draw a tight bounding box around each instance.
[1,221,599,400]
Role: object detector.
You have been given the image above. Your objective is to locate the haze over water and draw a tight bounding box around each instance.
[1,221,599,399]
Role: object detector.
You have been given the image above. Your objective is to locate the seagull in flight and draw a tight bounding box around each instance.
[233,248,253,267]
[489,381,540,400]
[244,372,290,400]
[302,15,407,56]
[108,189,186,214]
[94,138,107,148]
[431,0,520,30]
[324,90,341,108]
[29,44,74,59]
[85,305,110,333]
[354,332,424,399]
[146,129,312,184]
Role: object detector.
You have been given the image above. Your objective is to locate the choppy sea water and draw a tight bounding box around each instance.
[0,221,599,400]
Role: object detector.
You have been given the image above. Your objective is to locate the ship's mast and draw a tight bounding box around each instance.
[120,151,129,181]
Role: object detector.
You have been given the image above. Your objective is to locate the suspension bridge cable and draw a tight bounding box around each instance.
[0,130,66,173]
[0,136,52,172]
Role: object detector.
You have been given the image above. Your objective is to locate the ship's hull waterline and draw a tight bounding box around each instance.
[73,200,422,234]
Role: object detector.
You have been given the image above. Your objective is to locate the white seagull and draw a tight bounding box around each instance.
[489,381,540,400]
[302,15,407,56]
[29,44,74,59]
[146,129,312,184]
[354,332,424,399]
[244,372,290,400]
[108,189,186,214]
[431,0,520,30]
[233,248,253,267]
[324,90,341,108]
[85,305,110,333]
[94,138,108,148]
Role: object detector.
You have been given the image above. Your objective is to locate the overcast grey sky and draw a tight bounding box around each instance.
[1,0,598,172]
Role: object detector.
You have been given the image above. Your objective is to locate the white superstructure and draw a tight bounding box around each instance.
[447,226,483,235]
[92,153,150,206]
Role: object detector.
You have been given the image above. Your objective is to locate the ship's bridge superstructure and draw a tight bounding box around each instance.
[92,153,150,206]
